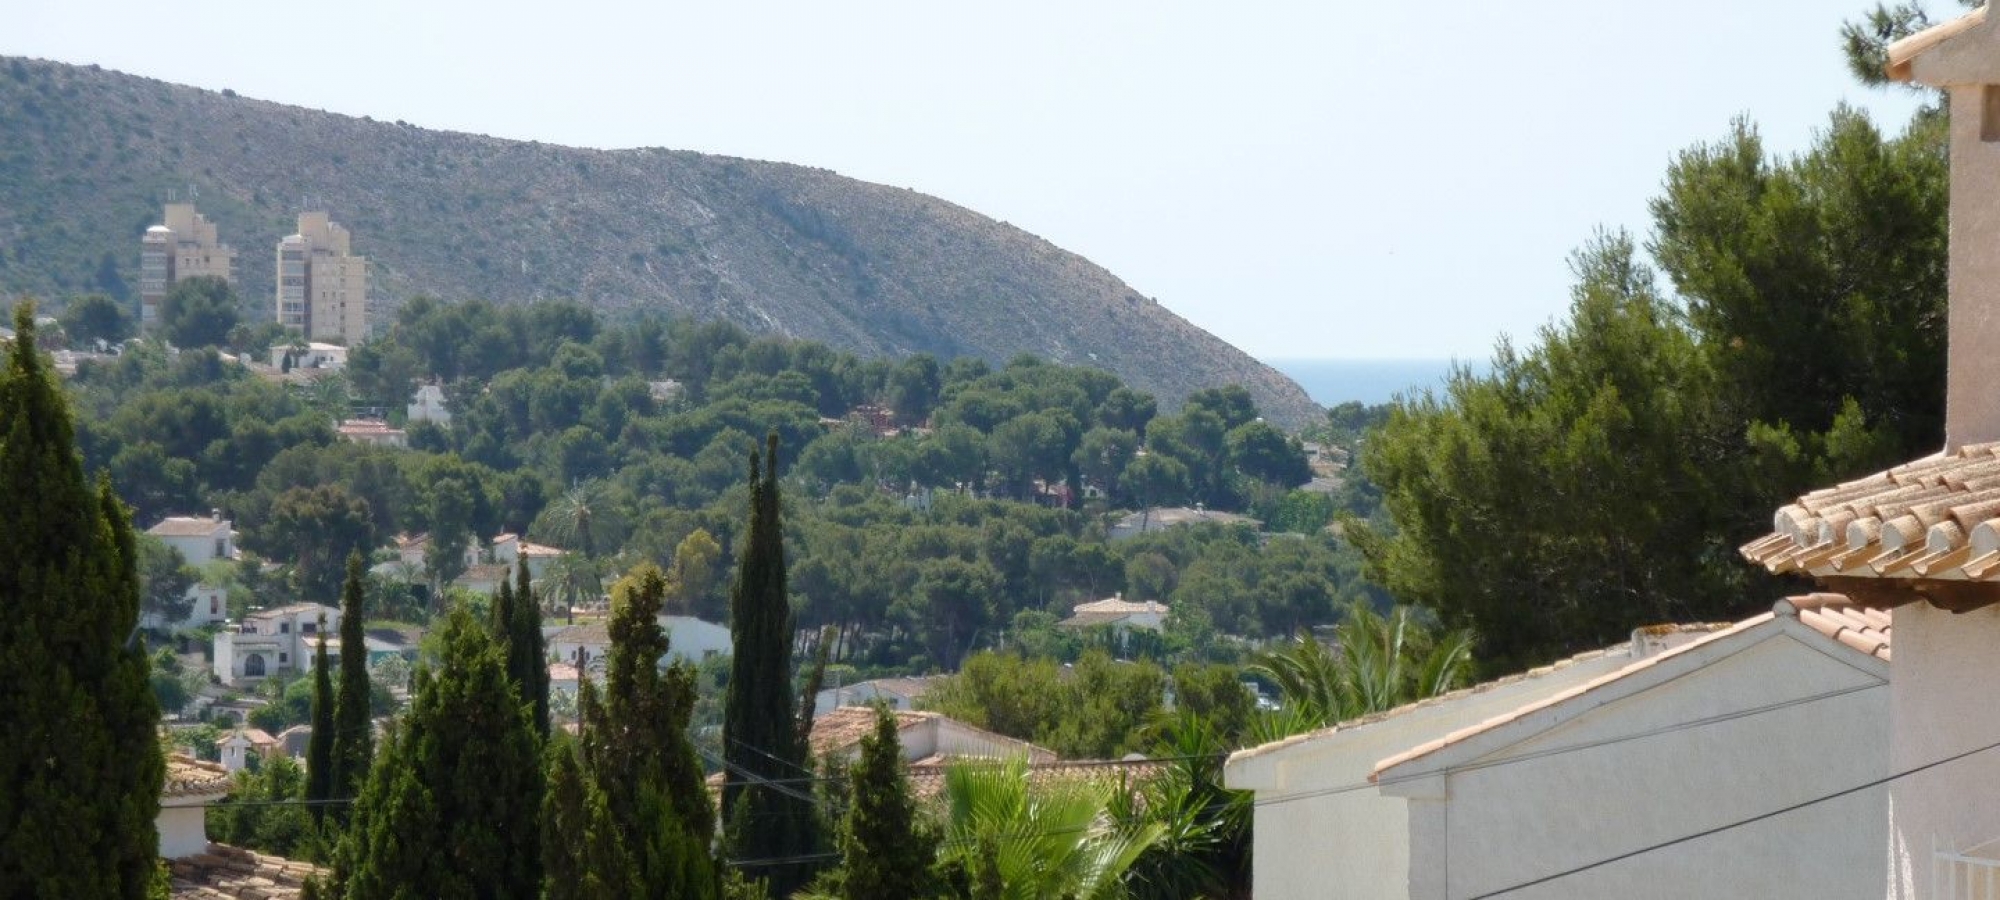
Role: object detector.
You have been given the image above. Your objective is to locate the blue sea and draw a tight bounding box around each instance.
[1265,359,1487,407]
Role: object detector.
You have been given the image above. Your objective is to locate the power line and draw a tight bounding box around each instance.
[1465,733,2000,899]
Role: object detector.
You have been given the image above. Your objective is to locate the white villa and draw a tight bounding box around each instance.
[213,602,340,685]
[809,706,1057,766]
[336,418,407,448]
[1225,597,1892,899]
[1058,594,1168,634]
[546,614,731,672]
[142,513,237,630]
[269,342,348,371]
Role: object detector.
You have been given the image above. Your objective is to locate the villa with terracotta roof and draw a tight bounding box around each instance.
[809,706,1057,766]
[1734,10,2000,897]
[1225,597,1891,899]
[1058,594,1169,633]
[335,417,407,448]
[813,675,941,717]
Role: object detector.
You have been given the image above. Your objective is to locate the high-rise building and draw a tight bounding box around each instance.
[138,203,236,329]
[276,212,369,346]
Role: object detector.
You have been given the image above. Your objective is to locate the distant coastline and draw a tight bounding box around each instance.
[1265,358,1488,408]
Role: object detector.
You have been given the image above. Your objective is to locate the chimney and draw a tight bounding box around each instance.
[1891,11,2000,447]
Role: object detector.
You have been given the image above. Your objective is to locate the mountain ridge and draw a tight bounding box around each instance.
[0,56,1320,427]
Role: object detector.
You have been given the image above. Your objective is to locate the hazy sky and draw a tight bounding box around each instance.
[2,0,1938,361]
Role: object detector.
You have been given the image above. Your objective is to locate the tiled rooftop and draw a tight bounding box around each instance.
[168,844,324,899]
[1741,442,2000,583]
[163,756,234,799]
[809,706,932,758]
[147,516,227,537]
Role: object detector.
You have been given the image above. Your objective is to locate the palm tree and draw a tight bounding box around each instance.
[1117,714,1252,900]
[537,481,621,623]
[1249,600,1476,729]
[541,551,603,624]
[941,757,1165,900]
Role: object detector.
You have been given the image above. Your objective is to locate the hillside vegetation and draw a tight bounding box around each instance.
[0,56,1319,427]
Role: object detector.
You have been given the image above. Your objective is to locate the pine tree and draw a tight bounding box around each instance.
[511,560,549,738]
[337,607,544,898]
[305,619,334,824]
[722,434,824,895]
[541,735,639,900]
[839,705,937,900]
[329,552,373,811]
[578,565,719,898]
[0,304,164,898]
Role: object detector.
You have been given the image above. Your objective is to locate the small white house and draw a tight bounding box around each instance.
[216,728,281,774]
[160,755,235,859]
[1108,506,1259,541]
[270,342,348,371]
[336,418,407,448]
[147,513,237,566]
[1225,597,1891,899]
[546,615,731,672]
[143,514,237,630]
[490,533,564,580]
[1058,594,1168,634]
[407,383,451,425]
[214,603,340,685]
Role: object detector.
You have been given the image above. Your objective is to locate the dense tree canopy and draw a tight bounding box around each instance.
[1360,100,1949,671]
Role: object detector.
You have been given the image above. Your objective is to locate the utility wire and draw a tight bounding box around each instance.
[1465,734,2000,899]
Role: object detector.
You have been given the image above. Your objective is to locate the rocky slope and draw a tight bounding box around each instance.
[0,56,1319,426]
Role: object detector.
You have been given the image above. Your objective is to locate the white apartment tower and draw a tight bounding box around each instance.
[138,203,236,329]
[276,212,369,345]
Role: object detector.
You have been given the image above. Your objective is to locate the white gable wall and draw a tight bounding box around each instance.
[1225,652,1633,900]
[1388,632,1886,900]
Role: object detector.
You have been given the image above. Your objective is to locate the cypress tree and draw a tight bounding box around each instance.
[329,552,373,809]
[337,607,544,898]
[722,434,823,895]
[511,559,549,738]
[305,619,334,824]
[578,565,718,898]
[0,304,164,898]
[490,576,516,647]
[541,735,639,900]
[839,705,936,900]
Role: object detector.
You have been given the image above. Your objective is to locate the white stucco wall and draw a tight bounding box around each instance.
[1225,651,1634,900]
[159,801,219,858]
[1401,634,1887,900]
[660,616,731,662]
[1886,603,2000,900]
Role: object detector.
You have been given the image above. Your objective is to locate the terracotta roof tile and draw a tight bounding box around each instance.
[168,844,325,899]
[1742,444,2000,583]
[809,707,932,758]
[147,516,227,537]
[163,756,234,799]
